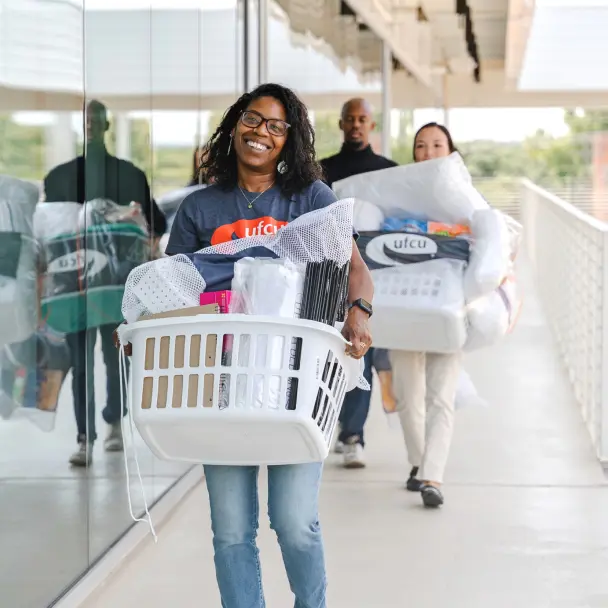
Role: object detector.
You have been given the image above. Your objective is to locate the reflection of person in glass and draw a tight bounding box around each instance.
[43,100,166,467]
[187,145,210,186]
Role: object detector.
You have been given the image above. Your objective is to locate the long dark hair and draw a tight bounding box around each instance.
[202,83,323,196]
[412,122,457,159]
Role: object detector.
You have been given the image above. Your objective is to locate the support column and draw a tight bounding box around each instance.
[442,71,450,129]
[381,40,392,158]
[45,112,75,173]
[258,0,268,84]
[114,112,131,160]
[243,0,250,92]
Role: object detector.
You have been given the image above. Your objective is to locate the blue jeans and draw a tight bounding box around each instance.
[65,324,127,443]
[338,348,374,447]
[204,463,327,608]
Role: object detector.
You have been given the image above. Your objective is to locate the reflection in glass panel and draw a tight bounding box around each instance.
[0,0,242,605]
[0,1,90,606]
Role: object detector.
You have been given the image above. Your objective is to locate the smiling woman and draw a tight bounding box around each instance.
[160,82,374,608]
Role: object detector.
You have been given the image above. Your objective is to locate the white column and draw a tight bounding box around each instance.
[45,112,76,172]
[258,0,268,84]
[442,71,450,129]
[115,112,131,160]
[381,40,392,158]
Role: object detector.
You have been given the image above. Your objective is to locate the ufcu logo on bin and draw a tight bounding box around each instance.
[47,250,108,277]
[365,233,438,266]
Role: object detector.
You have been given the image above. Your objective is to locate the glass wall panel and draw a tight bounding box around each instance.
[0,0,244,605]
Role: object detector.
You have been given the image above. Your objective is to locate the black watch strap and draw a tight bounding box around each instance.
[349,298,373,317]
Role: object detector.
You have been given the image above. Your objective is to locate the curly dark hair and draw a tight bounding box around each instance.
[202,83,323,196]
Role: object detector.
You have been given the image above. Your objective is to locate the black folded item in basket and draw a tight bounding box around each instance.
[357,231,470,270]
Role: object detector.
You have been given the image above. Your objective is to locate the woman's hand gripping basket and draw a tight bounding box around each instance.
[119,313,354,465]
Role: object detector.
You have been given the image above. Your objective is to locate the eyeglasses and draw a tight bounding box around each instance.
[240,110,290,137]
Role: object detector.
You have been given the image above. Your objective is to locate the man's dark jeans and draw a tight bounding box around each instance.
[338,348,374,447]
[66,324,127,443]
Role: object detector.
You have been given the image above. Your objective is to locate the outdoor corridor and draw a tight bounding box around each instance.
[82,255,608,608]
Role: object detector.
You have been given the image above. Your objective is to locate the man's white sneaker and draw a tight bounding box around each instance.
[343,442,365,469]
[334,440,345,454]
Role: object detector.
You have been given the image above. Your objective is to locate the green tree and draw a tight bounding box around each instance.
[0,115,46,180]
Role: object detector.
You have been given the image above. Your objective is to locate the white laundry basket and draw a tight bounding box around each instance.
[370,259,468,353]
[120,314,352,465]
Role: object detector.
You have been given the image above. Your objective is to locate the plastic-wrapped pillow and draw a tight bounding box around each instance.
[353,199,384,232]
[333,153,488,225]
[464,209,511,301]
[465,276,521,351]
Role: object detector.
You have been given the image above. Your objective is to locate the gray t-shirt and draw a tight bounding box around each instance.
[165,180,338,254]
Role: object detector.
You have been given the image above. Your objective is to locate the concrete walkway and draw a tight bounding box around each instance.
[84,261,608,608]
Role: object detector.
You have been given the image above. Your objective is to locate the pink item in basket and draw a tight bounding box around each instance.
[201,293,234,396]
[200,290,232,314]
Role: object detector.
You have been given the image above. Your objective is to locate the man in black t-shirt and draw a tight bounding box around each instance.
[44,100,166,467]
[320,98,397,469]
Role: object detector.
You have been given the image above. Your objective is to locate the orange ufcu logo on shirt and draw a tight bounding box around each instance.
[211,217,288,245]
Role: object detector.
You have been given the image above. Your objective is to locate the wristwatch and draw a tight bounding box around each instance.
[349,298,373,318]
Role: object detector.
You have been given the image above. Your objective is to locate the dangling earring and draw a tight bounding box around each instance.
[227,134,233,156]
[277,160,287,175]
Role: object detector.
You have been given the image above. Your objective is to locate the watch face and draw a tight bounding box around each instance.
[353,299,372,315]
[360,299,372,311]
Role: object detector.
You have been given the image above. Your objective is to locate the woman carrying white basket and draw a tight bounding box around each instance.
[155,84,372,608]
[388,122,463,509]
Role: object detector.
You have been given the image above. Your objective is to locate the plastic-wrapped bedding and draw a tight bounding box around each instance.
[37,199,150,333]
[0,175,39,348]
[465,275,521,351]
[464,209,513,300]
[333,153,488,225]
[369,259,468,353]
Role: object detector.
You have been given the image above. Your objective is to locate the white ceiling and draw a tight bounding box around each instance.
[519,3,608,90]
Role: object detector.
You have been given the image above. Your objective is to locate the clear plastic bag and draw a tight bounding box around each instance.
[465,275,522,351]
[0,175,39,348]
[0,327,70,431]
[230,257,305,318]
[230,258,306,409]
[464,209,513,301]
[333,153,488,225]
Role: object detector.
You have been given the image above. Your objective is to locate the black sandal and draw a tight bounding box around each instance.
[406,467,422,492]
[421,484,444,508]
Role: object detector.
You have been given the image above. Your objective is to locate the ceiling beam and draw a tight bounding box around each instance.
[345,0,433,88]
[505,0,536,88]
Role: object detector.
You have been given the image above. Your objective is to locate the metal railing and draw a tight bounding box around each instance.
[521,179,608,462]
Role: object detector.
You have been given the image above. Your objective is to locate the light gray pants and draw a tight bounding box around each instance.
[389,350,462,483]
